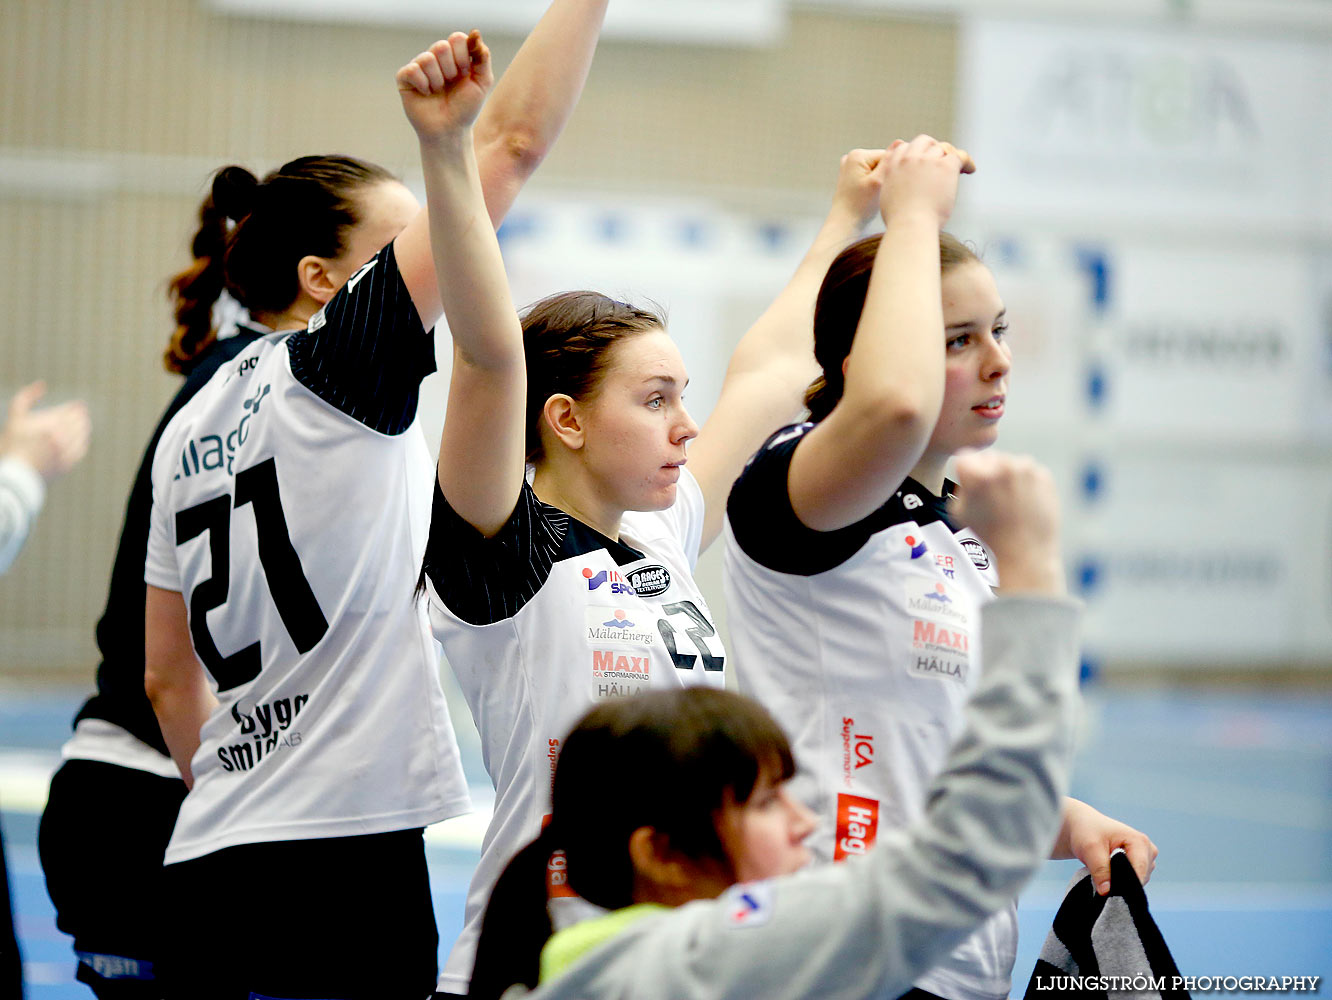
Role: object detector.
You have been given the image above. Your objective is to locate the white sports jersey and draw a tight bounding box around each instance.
[424,468,727,994]
[146,244,469,866]
[724,422,1012,1000]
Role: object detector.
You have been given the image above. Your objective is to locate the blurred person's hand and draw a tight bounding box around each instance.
[1,381,91,482]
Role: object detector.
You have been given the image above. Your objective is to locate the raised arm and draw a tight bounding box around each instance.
[395,0,609,328]
[657,455,1081,1000]
[686,149,886,550]
[473,0,609,226]
[399,34,527,537]
[786,135,971,532]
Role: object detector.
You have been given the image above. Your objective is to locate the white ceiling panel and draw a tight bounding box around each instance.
[207,0,787,45]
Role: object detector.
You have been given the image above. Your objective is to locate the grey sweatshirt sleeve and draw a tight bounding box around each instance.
[0,456,45,575]
[526,594,1083,1000]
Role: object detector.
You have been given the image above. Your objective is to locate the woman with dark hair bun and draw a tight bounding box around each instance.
[467,451,1086,1000]
[723,138,1158,1000]
[39,5,611,998]
[397,30,895,997]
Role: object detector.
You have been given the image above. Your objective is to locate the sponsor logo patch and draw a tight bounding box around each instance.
[626,564,671,597]
[835,793,880,861]
[591,648,651,681]
[905,534,928,560]
[960,537,990,571]
[724,882,775,928]
[542,814,578,899]
[910,654,967,682]
[840,717,874,788]
[585,607,656,647]
[904,579,969,626]
[582,567,635,595]
[911,619,969,654]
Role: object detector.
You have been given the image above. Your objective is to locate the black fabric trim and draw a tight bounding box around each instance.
[424,480,568,627]
[75,329,264,752]
[726,422,958,577]
[423,479,647,627]
[563,519,645,567]
[286,241,435,436]
[1023,852,1190,1000]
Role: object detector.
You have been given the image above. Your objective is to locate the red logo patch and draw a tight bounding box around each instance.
[834,793,880,861]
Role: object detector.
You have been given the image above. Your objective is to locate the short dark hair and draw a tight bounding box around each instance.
[520,291,664,461]
[804,232,980,422]
[467,688,795,1000]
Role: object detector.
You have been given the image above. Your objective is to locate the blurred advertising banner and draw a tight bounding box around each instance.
[957,17,1329,232]
[1070,452,1328,665]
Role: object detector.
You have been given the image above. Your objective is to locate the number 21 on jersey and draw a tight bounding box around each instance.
[174,457,328,692]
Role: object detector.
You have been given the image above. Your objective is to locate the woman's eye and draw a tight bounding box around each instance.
[993,323,1009,340]
[647,397,664,409]
[947,333,970,350]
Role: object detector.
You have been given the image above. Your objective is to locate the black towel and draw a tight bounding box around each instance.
[1025,850,1189,1000]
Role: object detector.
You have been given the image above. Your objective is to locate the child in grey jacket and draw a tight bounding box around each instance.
[466,452,1084,1000]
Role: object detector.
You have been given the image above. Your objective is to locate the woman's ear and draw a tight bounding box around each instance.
[627,826,688,893]
[627,826,732,906]
[541,394,585,453]
[297,255,339,305]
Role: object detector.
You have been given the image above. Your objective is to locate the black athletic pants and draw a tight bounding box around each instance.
[38,759,187,999]
[2,813,22,1000]
[158,828,438,1000]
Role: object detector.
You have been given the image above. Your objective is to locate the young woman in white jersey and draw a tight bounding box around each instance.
[395,34,902,998]
[724,138,1159,1000]
[467,451,1086,1000]
[138,7,611,998]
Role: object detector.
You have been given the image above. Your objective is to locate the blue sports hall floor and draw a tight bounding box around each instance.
[3,683,1330,998]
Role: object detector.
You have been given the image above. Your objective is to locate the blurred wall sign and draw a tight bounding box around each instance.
[207,0,786,46]
[957,17,1330,229]
[1097,240,1317,441]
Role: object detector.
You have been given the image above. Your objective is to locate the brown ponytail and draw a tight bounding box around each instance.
[467,827,560,1000]
[163,166,258,373]
[163,156,395,374]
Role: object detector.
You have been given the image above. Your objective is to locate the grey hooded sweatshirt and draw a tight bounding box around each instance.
[505,595,1083,1000]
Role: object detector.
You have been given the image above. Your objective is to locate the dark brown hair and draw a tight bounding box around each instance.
[520,291,664,460]
[804,232,980,422]
[467,688,795,1000]
[163,155,396,373]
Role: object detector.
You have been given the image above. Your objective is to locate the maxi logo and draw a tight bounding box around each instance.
[591,649,651,681]
[911,619,969,654]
